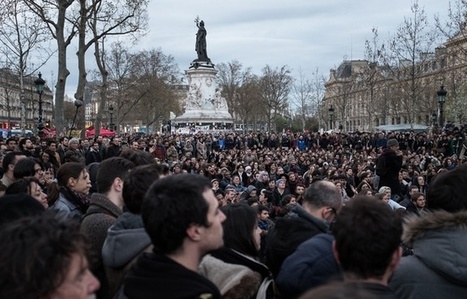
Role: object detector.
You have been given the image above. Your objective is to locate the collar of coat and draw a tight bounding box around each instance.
[403,210,467,245]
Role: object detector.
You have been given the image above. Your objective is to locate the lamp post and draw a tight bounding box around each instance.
[34,72,46,138]
[68,100,83,137]
[437,85,447,128]
[432,112,437,128]
[109,105,114,131]
[328,105,335,130]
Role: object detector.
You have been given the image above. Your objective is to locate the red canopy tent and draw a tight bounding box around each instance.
[85,128,116,138]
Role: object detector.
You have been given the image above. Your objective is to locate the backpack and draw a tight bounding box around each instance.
[375,155,387,177]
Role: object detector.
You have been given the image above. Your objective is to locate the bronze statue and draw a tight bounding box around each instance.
[195,17,209,62]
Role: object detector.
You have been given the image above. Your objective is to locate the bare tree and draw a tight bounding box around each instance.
[259,65,292,131]
[216,60,244,118]
[24,0,79,135]
[386,0,438,126]
[75,0,149,136]
[0,0,54,132]
[291,68,313,131]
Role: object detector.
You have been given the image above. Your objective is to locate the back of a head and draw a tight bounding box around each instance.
[220,203,258,257]
[13,157,37,179]
[304,180,341,210]
[142,174,211,255]
[2,151,24,171]
[332,196,402,279]
[0,194,45,228]
[96,157,135,194]
[0,215,88,299]
[119,148,156,166]
[426,165,467,212]
[123,164,162,214]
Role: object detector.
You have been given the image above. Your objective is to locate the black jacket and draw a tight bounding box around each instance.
[378,149,403,195]
[265,205,328,278]
[119,253,221,299]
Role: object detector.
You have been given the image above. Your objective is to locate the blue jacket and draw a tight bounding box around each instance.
[276,233,341,299]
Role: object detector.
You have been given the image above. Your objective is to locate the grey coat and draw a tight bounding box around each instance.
[389,210,467,299]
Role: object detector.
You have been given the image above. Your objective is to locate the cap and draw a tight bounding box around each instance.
[387,138,399,148]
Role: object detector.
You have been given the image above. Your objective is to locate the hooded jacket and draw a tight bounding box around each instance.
[389,210,467,299]
[101,212,152,297]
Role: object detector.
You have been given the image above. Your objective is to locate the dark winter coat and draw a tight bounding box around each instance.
[81,193,122,299]
[265,204,328,278]
[378,149,402,195]
[276,234,341,299]
[118,253,221,299]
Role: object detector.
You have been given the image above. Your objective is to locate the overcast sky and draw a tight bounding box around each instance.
[46,0,450,97]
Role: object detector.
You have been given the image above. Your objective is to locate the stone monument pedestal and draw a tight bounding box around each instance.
[174,61,233,129]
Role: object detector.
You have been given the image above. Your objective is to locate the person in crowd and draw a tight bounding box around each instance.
[390,166,467,299]
[300,196,402,299]
[0,151,26,196]
[265,180,342,278]
[18,137,34,156]
[64,138,86,164]
[376,138,403,198]
[200,204,274,298]
[13,157,45,184]
[102,164,161,298]
[86,141,103,165]
[0,215,100,299]
[0,193,45,228]
[276,231,341,299]
[49,162,91,220]
[5,177,48,208]
[118,174,225,298]
[80,157,135,299]
[404,192,426,216]
[378,186,406,211]
[104,136,122,159]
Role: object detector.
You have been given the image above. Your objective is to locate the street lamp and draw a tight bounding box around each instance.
[432,112,437,127]
[109,105,114,131]
[68,100,83,137]
[34,72,46,138]
[328,105,335,130]
[437,85,447,128]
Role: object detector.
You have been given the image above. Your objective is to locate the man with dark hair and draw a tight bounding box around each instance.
[0,151,26,196]
[0,215,100,298]
[104,136,122,160]
[102,164,162,297]
[328,197,402,298]
[265,180,342,278]
[5,137,17,151]
[118,174,225,298]
[81,157,135,299]
[18,137,34,156]
[390,166,467,299]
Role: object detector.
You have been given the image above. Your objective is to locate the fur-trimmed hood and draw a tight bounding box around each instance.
[402,210,467,285]
[402,210,467,245]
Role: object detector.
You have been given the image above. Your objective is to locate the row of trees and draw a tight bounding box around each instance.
[326,0,467,131]
[2,0,467,135]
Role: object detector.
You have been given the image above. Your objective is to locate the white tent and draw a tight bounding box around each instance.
[375,124,430,132]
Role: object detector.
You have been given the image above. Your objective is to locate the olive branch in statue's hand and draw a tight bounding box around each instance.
[194,15,200,25]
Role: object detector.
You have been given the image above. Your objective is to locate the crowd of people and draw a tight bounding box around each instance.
[0,126,466,299]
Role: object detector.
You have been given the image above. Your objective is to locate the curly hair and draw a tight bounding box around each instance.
[0,215,90,299]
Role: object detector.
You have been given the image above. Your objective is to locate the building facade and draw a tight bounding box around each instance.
[0,68,53,131]
[323,33,467,132]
